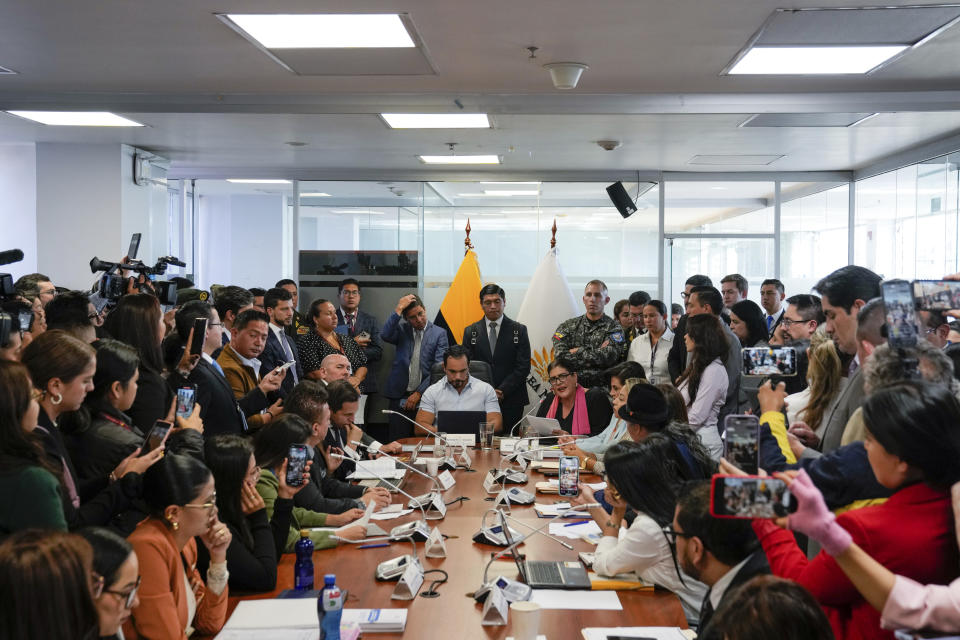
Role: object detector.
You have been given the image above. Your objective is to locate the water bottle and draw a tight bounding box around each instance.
[294,530,314,591]
[318,574,343,640]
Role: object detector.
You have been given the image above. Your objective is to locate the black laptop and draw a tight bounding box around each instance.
[499,512,592,589]
[436,410,486,435]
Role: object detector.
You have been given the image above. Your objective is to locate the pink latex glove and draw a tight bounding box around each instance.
[786,469,853,556]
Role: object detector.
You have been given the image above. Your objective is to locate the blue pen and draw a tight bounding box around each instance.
[563,520,591,527]
[357,543,390,549]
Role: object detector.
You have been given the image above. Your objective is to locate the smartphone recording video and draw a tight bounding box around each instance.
[881,279,919,349]
[914,280,960,312]
[176,385,196,419]
[286,444,308,486]
[710,475,792,519]
[142,420,173,455]
[742,346,797,377]
[723,415,759,475]
[558,455,580,497]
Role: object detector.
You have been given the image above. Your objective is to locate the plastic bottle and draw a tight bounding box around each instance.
[318,574,343,640]
[293,530,314,591]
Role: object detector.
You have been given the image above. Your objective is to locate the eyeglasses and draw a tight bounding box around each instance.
[88,311,103,320]
[780,317,806,328]
[209,322,223,328]
[183,492,218,511]
[547,372,573,386]
[103,575,141,608]
[662,526,695,546]
[91,572,105,599]
[341,290,360,297]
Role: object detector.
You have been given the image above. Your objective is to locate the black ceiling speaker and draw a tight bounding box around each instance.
[606,181,637,218]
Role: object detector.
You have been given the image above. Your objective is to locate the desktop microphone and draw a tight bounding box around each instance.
[329,452,431,533]
[351,440,446,516]
[382,409,474,470]
[491,435,589,487]
[507,404,543,437]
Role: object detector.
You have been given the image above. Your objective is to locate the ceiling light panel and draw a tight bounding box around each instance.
[381,113,490,129]
[301,192,332,197]
[226,179,291,184]
[419,155,501,165]
[688,155,784,166]
[482,190,539,196]
[740,113,878,127]
[728,46,907,75]
[7,111,144,126]
[224,14,415,48]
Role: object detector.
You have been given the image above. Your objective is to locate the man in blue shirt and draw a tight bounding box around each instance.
[415,345,502,433]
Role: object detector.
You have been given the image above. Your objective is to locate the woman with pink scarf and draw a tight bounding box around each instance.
[534,357,612,437]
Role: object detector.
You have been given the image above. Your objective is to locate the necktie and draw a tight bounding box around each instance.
[281,334,299,383]
[408,329,422,392]
[699,589,715,632]
[488,321,498,352]
[346,313,355,333]
[767,315,774,332]
[211,359,226,378]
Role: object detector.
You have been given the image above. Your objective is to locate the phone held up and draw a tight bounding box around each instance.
[176,385,196,419]
[286,444,309,486]
[558,455,580,497]
[723,414,759,475]
[142,420,173,455]
[881,279,919,349]
[742,346,797,378]
[710,474,794,519]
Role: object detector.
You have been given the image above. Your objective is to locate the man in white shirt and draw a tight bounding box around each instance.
[671,481,770,638]
[759,279,786,338]
[415,345,502,433]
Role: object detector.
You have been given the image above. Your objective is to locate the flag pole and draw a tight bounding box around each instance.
[464,218,474,255]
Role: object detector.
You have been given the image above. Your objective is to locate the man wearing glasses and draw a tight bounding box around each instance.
[779,294,825,343]
[336,278,383,424]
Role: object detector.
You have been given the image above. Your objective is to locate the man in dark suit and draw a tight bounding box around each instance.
[461,283,531,434]
[259,287,303,397]
[672,480,770,636]
[381,293,448,440]
[276,278,311,339]
[760,278,787,339]
[668,274,714,383]
[336,278,383,417]
[169,301,281,437]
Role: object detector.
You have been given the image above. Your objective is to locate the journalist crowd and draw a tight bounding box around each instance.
[3,260,960,640]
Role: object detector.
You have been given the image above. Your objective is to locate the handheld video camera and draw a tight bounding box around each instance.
[90,253,185,307]
[0,248,25,348]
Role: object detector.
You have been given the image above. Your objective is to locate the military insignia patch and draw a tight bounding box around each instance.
[610,331,625,343]
[553,332,564,340]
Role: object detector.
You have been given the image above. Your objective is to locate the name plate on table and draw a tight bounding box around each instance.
[480,584,509,625]
[447,433,476,447]
[483,470,499,494]
[391,559,424,601]
[499,438,517,453]
[424,526,447,558]
[438,470,456,490]
[429,492,447,518]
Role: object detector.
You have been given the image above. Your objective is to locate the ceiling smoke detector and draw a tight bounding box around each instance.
[596,140,622,151]
[543,62,588,89]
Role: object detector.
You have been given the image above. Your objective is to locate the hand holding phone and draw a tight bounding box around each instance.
[882,279,919,348]
[742,346,797,377]
[176,385,197,419]
[558,455,580,497]
[285,444,309,486]
[724,415,760,475]
[710,474,793,519]
[142,420,173,455]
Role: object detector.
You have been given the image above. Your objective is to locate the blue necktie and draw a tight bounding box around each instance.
[767,315,774,332]
[211,359,225,378]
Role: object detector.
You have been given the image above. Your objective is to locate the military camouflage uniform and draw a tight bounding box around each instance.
[551,314,627,388]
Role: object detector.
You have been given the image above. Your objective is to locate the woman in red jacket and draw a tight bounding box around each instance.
[752,380,960,640]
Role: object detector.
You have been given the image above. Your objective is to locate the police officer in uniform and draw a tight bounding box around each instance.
[552,279,627,389]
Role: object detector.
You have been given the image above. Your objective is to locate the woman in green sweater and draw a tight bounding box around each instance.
[253,414,365,552]
[0,360,67,535]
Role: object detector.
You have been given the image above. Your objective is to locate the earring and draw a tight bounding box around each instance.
[167,517,179,531]
[50,393,63,405]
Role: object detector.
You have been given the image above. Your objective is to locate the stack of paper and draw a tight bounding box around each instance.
[216,600,408,638]
[581,627,690,640]
[548,520,602,540]
[348,458,402,480]
[588,571,654,591]
[341,609,408,632]
[530,590,622,610]
[534,502,588,517]
[537,479,606,494]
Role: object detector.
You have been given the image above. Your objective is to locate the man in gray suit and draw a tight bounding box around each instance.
[789,266,882,459]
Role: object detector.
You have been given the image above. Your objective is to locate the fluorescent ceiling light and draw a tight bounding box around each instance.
[225,14,414,49]
[330,209,385,215]
[7,111,144,126]
[480,181,541,185]
[457,193,500,197]
[728,46,907,74]
[483,190,539,196]
[226,179,292,184]
[300,192,332,197]
[381,113,490,129]
[419,155,500,165]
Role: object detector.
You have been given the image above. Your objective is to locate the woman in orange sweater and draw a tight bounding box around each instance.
[125,454,232,640]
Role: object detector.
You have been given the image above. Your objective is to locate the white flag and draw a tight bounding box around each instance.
[516,247,579,408]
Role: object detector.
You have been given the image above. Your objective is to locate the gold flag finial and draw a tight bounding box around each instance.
[465,219,474,254]
[550,218,557,248]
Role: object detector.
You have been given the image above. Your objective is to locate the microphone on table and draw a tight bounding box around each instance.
[491,435,589,487]
[507,404,544,437]
[351,440,446,518]
[382,409,473,470]
[473,504,600,603]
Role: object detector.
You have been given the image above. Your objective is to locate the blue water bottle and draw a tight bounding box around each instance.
[318,574,343,640]
[294,530,314,591]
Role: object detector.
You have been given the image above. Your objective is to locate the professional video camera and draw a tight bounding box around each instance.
[90,254,185,307]
[0,248,24,348]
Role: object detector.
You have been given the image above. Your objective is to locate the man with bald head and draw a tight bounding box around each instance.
[319,354,351,384]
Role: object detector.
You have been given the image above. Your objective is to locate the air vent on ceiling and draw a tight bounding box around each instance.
[688,155,784,166]
[0,66,18,75]
[740,113,877,128]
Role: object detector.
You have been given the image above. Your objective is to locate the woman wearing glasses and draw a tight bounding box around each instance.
[571,435,709,626]
[126,454,231,640]
[534,356,613,437]
[79,527,140,639]
[199,435,307,591]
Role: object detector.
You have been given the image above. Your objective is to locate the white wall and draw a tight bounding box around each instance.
[197,194,285,289]
[0,144,38,278]
[120,144,170,265]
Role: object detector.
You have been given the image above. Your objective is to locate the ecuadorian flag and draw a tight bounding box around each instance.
[433,249,484,345]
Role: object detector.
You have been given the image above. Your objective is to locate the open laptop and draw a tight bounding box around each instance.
[498,512,591,589]
[436,410,486,435]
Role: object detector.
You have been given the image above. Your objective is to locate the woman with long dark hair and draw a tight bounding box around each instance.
[753,380,960,640]
[103,294,174,429]
[535,356,613,437]
[627,300,674,385]
[0,360,66,534]
[297,299,368,392]
[729,300,768,348]
[78,527,140,640]
[62,340,144,484]
[675,314,729,460]
[126,454,231,639]
[571,436,708,625]
[0,530,100,640]
[22,330,162,531]
[199,435,306,591]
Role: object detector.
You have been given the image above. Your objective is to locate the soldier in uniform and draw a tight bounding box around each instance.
[552,279,627,388]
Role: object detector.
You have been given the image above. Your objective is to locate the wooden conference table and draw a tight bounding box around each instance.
[212,439,687,639]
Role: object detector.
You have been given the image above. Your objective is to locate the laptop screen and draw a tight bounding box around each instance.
[436,410,486,435]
